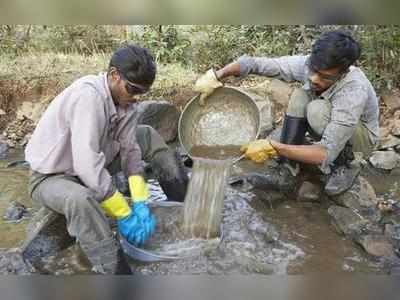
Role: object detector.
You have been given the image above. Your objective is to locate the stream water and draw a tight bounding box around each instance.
[1,149,399,274]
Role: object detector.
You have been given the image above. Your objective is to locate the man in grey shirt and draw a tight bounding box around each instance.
[195,30,379,195]
[25,45,188,274]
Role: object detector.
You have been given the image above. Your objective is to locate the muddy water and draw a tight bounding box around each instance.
[0,150,399,274]
[183,158,231,239]
[0,150,31,249]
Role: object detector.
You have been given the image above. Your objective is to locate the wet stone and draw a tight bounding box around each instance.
[3,201,30,223]
[0,249,35,275]
[297,181,321,202]
[328,205,369,237]
[384,224,400,249]
[0,140,8,159]
[356,234,396,259]
[331,177,381,222]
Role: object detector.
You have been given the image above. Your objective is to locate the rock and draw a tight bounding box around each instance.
[384,224,400,249]
[3,201,30,223]
[267,126,282,142]
[356,234,396,258]
[369,150,400,170]
[297,181,321,202]
[0,140,8,159]
[0,109,5,115]
[332,177,378,209]
[242,85,273,135]
[266,79,293,108]
[327,205,369,237]
[256,100,273,136]
[332,177,382,223]
[137,100,180,143]
[391,120,400,137]
[381,92,400,111]
[16,101,47,123]
[353,152,368,167]
[21,208,75,270]
[378,135,400,150]
[0,249,36,274]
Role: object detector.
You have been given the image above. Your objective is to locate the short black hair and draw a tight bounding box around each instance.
[309,30,361,72]
[109,44,156,86]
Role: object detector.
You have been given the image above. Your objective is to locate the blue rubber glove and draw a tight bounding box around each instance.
[118,203,156,247]
[117,213,146,246]
[132,202,156,240]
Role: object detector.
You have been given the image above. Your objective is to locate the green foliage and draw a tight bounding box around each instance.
[0,25,399,91]
[135,25,191,64]
[355,25,400,91]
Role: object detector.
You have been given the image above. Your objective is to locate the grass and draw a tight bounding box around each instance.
[0,52,198,101]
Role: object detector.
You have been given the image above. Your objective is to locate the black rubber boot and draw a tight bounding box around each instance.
[114,248,133,275]
[324,142,361,196]
[150,149,189,202]
[280,114,307,146]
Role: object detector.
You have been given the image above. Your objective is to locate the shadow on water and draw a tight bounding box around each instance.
[0,149,399,274]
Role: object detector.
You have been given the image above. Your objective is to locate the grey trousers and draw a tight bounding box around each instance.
[286,88,374,157]
[28,125,169,253]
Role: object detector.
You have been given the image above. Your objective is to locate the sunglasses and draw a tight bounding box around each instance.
[119,72,149,95]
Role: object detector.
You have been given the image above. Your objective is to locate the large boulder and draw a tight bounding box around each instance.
[137,100,180,143]
[266,79,293,108]
[242,83,274,137]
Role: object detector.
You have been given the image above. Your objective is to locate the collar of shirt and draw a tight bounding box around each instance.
[102,73,119,125]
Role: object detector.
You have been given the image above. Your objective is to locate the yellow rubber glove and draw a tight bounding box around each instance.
[100,190,131,219]
[194,69,223,106]
[240,139,278,163]
[128,175,149,203]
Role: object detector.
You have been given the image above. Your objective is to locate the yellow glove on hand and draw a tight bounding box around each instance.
[194,69,223,106]
[240,139,278,163]
[128,175,149,203]
[100,190,131,219]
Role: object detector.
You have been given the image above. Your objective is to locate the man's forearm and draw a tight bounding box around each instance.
[215,62,241,80]
[270,140,327,165]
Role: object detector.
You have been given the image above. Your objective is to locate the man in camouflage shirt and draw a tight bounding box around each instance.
[195,30,379,195]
